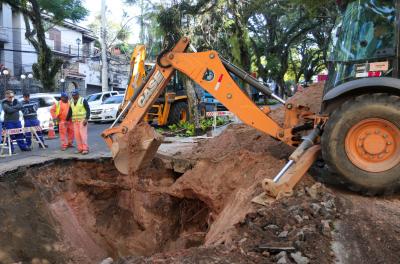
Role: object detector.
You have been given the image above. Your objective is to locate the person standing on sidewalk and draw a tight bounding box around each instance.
[1,90,30,153]
[21,92,47,148]
[50,92,74,151]
[67,90,90,155]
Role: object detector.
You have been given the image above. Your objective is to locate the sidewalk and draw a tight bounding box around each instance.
[0,123,111,175]
[0,122,232,176]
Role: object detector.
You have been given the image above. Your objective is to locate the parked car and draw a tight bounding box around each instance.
[86,91,119,108]
[89,94,124,123]
[52,93,61,101]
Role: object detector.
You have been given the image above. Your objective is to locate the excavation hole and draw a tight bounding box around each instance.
[0,158,210,264]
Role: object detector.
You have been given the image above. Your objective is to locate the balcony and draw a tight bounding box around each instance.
[0,27,10,42]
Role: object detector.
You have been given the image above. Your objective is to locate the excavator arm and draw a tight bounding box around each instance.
[119,45,146,114]
[102,37,324,199]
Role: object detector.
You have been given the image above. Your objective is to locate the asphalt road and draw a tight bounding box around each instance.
[0,122,111,164]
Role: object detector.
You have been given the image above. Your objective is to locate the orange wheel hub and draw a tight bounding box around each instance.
[345,118,400,172]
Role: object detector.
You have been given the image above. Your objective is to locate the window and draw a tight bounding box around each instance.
[325,0,396,91]
[86,94,101,102]
[329,0,396,62]
[102,93,111,102]
[103,96,123,104]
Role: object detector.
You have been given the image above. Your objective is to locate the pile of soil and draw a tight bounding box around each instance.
[269,83,325,126]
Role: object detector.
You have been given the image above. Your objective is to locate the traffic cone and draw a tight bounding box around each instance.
[47,119,57,139]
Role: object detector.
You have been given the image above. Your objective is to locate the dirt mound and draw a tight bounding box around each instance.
[268,82,324,126]
[288,82,324,114]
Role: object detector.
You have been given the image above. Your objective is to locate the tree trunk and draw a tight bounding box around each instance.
[183,76,200,134]
[29,0,63,92]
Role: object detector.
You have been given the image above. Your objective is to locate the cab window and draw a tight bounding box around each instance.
[102,93,111,102]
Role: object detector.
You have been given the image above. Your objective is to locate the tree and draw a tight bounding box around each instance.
[3,0,88,92]
[125,0,337,99]
[126,0,219,131]
[241,0,337,96]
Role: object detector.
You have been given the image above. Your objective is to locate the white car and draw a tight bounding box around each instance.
[89,94,124,123]
[86,91,119,108]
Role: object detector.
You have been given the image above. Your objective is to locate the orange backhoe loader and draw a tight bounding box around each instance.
[118,45,191,126]
[102,0,400,200]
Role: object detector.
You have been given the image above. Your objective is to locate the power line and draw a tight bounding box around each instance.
[1,48,38,54]
[0,25,93,33]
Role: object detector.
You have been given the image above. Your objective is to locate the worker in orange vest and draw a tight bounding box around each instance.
[50,92,74,151]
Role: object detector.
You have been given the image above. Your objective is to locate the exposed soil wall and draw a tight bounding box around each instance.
[0,159,212,263]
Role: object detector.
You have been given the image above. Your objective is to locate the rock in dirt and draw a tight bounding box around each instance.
[275,251,288,261]
[294,215,303,224]
[99,257,114,264]
[305,183,322,199]
[278,230,289,238]
[321,220,332,236]
[276,251,292,264]
[310,203,321,216]
[290,251,309,264]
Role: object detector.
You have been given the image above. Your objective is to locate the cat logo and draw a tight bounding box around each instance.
[138,70,165,107]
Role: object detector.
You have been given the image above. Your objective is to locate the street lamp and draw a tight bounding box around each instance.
[76,38,81,59]
[60,78,65,92]
[3,69,9,91]
[21,74,26,93]
[27,73,33,91]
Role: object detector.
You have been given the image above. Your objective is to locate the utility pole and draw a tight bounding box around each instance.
[100,0,108,92]
[139,0,144,44]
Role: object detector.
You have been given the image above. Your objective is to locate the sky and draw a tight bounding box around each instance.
[81,0,141,43]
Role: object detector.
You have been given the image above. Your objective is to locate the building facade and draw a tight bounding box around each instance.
[0,3,130,97]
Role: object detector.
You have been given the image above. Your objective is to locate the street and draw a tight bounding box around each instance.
[0,122,111,174]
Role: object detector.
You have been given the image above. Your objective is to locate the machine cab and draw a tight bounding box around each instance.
[324,0,398,96]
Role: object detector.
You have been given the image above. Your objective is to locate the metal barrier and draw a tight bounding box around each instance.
[0,126,45,157]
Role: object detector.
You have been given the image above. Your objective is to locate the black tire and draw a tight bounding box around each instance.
[168,101,189,125]
[321,93,400,194]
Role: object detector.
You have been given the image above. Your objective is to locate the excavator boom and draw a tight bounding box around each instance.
[119,45,146,115]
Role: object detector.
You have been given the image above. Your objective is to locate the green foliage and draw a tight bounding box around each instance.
[163,117,228,137]
[200,118,214,131]
[288,0,336,15]
[156,6,181,36]
[200,117,226,131]
[167,121,195,136]
[38,0,88,22]
[126,0,337,95]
